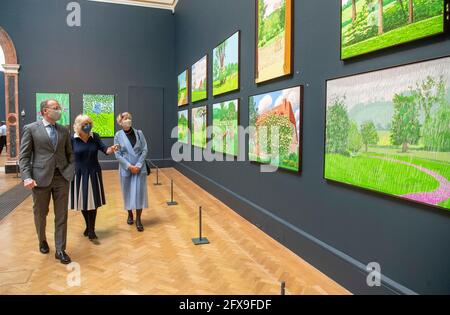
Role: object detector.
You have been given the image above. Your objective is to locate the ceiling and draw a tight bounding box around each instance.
[88,0,179,11]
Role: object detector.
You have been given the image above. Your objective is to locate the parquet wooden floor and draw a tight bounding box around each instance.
[0,168,351,295]
[0,153,21,195]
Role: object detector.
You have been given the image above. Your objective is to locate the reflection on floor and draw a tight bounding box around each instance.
[0,153,21,195]
[0,168,351,295]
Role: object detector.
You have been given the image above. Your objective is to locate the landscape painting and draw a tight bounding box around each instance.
[249,86,302,172]
[213,31,240,96]
[178,70,189,106]
[191,106,207,148]
[82,94,115,137]
[325,56,450,211]
[191,56,208,103]
[178,110,189,144]
[341,0,446,60]
[36,93,70,126]
[256,0,293,84]
[212,100,239,156]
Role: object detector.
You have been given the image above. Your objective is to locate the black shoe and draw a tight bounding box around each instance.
[127,216,134,225]
[136,221,144,232]
[83,229,88,237]
[39,241,50,254]
[55,251,71,264]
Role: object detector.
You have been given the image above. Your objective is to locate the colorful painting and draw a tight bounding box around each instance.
[213,31,240,96]
[36,93,70,126]
[192,106,207,149]
[341,0,446,60]
[191,56,208,103]
[82,94,115,137]
[178,70,189,106]
[256,0,293,83]
[325,56,450,211]
[178,109,189,144]
[249,86,302,172]
[212,100,239,156]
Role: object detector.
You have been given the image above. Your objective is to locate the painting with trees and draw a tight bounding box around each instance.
[256,0,293,83]
[341,0,447,60]
[36,93,71,127]
[212,100,239,156]
[249,86,302,172]
[178,110,189,144]
[213,31,240,96]
[191,56,208,103]
[192,106,207,149]
[83,94,115,137]
[325,56,450,211]
[178,70,189,106]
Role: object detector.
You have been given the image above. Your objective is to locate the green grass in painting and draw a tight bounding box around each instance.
[249,153,299,172]
[192,90,207,103]
[213,73,238,96]
[439,198,450,208]
[342,15,443,59]
[88,113,115,138]
[83,94,115,138]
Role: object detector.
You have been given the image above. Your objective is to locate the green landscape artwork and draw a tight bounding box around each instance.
[212,100,239,156]
[178,70,189,106]
[82,94,115,137]
[191,56,208,103]
[192,106,207,149]
[178,110,189,144]
[213,31,240,96]
[256,0,292,84]
[36,93,70,126]
[325,56,450,211]
[249,86,302,172]
[341,0,446,60]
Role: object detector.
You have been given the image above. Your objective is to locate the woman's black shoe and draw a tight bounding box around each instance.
[136,222,144,232]
[83,229,88,237]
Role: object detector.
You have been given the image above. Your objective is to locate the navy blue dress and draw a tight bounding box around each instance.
[69,133,108,211]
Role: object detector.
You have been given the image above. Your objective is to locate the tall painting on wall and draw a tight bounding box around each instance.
[341,0,447,60]
[192,105,207,149]
[178,109,189,144]
[325,55,450,211]
[255,0,293,84]
[36,93,70,126]
[212,99,239,156]
[82,94,115,137]
[249,86,302,172]
[178,70,189,106]
[213,31,240,97]
[191,56,208,103]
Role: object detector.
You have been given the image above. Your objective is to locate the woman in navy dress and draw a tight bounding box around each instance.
[70,115,118,244]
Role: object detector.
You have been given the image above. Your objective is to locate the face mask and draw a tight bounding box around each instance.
[82,124,92,134]
[48,109,62,121]
[122,119,132,129]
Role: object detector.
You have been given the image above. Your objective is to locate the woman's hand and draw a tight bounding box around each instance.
[128,165,140,174]
[106,144,119,155]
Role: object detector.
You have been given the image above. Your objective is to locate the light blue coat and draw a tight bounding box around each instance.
[114,129,148,210]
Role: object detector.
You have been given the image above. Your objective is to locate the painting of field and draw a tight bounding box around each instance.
[83,94,115,137]
[213,31,240,96]
[192,106,207,148]
[325,56,450,211]
[212,100,239,156]
[178,110,189,144]
[341,0,446,60]
[249,86,302,172]
[256,0,292,83]
[36,93,71,126]
[191,56,208,103]
[178,70,189,106]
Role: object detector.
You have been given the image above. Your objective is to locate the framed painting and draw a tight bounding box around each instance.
[340,0,448,60]
[325,55,450,211]
[249,85,303,172]
[36,93,71,126]
[213,31,240,97]
[82,94,115,137]
[255,0,293,84]
[212,99,239,156]
[178,70,189,106]
[191,105,208,149]
[178,109,189,144]
[191,55,208,103]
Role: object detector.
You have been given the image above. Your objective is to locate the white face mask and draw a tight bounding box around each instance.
[122,119,132,129]
[48,109,62,121]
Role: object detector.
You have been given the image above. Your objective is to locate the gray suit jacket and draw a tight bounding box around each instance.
[19,121,75,187]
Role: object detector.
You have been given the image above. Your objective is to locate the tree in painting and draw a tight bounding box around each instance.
[212,100,239,155]
[191,56,207,103]
[213,32,239,96]
[192,106,207,148]
[178,70,189,106]
[178,110,189,144]
[325,56,450,211]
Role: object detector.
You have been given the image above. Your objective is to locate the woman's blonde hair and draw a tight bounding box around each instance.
[116,112,132,125]
[73,114,93,135]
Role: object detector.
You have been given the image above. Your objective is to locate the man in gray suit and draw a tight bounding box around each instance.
[19,99,74,264]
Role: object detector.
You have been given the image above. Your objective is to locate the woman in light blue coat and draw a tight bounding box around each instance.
[114,112,148,232]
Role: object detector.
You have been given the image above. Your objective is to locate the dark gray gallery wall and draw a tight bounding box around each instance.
[174,0,450,294]
[0,0,176,162]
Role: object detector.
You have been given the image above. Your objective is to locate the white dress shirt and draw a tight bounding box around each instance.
[0,125,6,137]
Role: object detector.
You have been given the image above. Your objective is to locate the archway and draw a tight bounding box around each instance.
[0,26,20,173]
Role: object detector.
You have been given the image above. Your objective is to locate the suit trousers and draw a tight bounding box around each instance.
[32,169,70,251]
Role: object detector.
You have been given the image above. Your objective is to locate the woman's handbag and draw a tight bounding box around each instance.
[145,159,152,176]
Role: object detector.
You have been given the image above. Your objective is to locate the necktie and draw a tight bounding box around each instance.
[49,125,57,149]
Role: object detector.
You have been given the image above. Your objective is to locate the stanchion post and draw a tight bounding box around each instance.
[192,206,209,245]
[154,166,162,186]
[281,281,286,295]
[167,179,178,206]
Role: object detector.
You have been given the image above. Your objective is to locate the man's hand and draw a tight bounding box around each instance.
[24,179,37,190]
